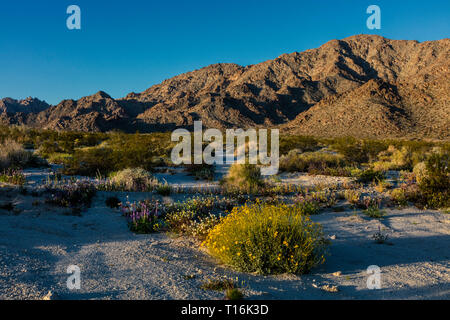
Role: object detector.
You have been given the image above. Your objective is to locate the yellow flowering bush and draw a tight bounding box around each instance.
[203,202,329,275]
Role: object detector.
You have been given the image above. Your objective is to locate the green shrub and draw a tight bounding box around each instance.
[279,151,347,173]
[200,278,236,291]
[225,288,244,300]
[357,169,385,183]
[156,183,171,196]
[330,137,388,164]
[279,135,319,155]
[372,146,414,171]
[343,189,362,204]
[0,168,26,185]
[47,153,72,164]
[390,188,408,206]
[364,205,385,219]
[413,162,428,184]
[203,202,328,275]
[418,153,449,209]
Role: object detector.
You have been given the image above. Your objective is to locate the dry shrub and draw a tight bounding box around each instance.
[222,163,264,193]
[109,168,159,191]
[0,139,32,169]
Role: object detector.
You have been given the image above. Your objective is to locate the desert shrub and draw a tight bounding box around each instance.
[364,205,385,219]
[0,139,34,169]
[189,214,222,240]
[418,153,449,209]
[372,227,389,244]
[279,135,319,155]
[165,210,221,239]
[389,188,408,206]
[330,137,388,164]
[374,180,393,193]
[0,168,26,185]
[225,288,244,300]
[357,169,385,183]
[203,202,328,275]
[165,209,196,234]
[164,197,229,238]
[293,197,321,214]
[358,195,383,210]
[296,191,336,210]
[109,168,159,192]
[47,153,72,165]
[185,164,215,181]
[372,146,413,171]
[58,132,174,176]
[308,165,355,177]
[121,200,163,233]
[413,162,428,184]
[168,196,236,216]
[200,278,236,291]
[105,196,121,209]
[279,151,347,173]
[62,147,116,176]
[222,164,264,193]
[156,183,171,196]
[36,140,63,158]
[343,189,362,204]
[46,181,96,208]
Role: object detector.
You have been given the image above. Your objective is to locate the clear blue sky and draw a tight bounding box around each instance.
[0,0,449,105]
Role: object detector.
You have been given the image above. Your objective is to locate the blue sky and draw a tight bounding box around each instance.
[0,0,449,105]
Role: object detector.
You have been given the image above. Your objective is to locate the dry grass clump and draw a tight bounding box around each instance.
[0,139,33,170]
[203,202,328,275]
[109,168,159,192]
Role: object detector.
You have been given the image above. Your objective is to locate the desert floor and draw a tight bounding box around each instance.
[0,168,449,300]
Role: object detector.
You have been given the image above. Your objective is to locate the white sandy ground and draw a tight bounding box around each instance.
[0,169,449,300]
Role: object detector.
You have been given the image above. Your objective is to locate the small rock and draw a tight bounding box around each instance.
[332,271,342,277]
[321,285,339,293]
[312,283,339,293]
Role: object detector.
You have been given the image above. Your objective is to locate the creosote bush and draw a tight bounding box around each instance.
[203,202,328,275]
[417,153,449,209]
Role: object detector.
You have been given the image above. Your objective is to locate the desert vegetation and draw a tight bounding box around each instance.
[0,125,449,288]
